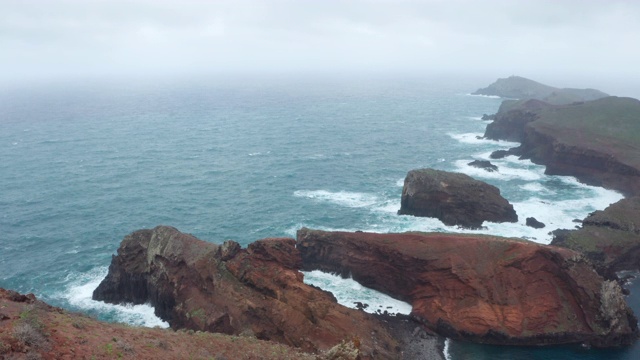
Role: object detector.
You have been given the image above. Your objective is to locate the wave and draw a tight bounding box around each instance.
[293,189,379,208]
[444,338,452,360]
[302,270,412,315]
[465,93,501,99]
[454,159,544,181]
[53,267,169,328]
[448,132,519,148]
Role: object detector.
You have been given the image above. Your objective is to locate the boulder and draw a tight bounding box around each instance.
[297,228,638,347]
[468,160,498,172]
[92,226,403,359]
[526,217,546,229]
[398,168,517,228]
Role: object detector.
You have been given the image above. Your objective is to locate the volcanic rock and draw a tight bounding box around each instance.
[92,226,403,359]
[297,228,638,347]
[468,160,498,172]
[551,197,640,277]
[398,168,517,228]
[526,217,546,229]
[472,76,608,104]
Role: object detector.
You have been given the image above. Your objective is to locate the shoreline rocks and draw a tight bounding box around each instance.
[297,228,638,347]
[398,168,517,228]
[92,225,431,359]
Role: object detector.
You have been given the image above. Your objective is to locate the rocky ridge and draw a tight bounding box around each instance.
[92,225,430,359]
[479,77,640,276]
[473,76,608,104]
[297,228,638,347]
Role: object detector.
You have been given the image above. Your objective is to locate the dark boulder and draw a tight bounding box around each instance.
[398,169,517,229]
[526,217,546,229]
[468,160,498,172]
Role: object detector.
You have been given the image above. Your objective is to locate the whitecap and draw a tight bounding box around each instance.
[448,132,519,148]
[454,159,544,181]
[465,93,502,99]
[293,190,378,208]
[444,339,453,360]
[55,267,169,328]
[302,270,412,315]
[396,178,405,187]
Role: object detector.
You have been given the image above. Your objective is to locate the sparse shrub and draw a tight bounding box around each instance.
[13,322,47,348]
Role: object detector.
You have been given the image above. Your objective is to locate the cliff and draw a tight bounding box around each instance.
[552,197,640,278]
[91,226,428,359]
[473,76,608,104]
[480,89,640,275]
[398,168,517,228]
[297,228,638,347]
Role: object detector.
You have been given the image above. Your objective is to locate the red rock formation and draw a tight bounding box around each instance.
[297,228,638,347]
[92,226,402,359]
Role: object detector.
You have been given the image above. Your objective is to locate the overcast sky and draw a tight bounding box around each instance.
[2,0,640,89]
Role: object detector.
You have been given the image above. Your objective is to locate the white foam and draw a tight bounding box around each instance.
[302,270,412,315]
[448,132,519,148]
[444,338,452,360]
[454,159,544,181]
[56,267,169,328]
[294,190,378,208]
[396,178,405,187]
[465,93,501,99]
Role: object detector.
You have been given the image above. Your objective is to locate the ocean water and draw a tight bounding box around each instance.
[0,74,635,358]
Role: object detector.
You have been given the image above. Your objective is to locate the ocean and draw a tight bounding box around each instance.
[0,74,637,359]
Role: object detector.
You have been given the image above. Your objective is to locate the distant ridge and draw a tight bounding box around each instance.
[473,75,608,105]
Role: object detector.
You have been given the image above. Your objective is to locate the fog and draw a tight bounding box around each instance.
[2,0,639,93]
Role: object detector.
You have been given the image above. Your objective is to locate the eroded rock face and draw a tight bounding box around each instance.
[297,228,638,347]
[398,168,517,228]
[551,197,640,277]
[92,226,402,359]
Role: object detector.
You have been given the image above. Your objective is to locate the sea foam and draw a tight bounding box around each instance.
[302,270,412,315]
[56,267,169,328]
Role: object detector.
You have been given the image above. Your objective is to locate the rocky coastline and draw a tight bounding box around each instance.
[479,77,640,278]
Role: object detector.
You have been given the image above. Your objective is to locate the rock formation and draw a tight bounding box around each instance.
[92,226,403,359]
[473,76,608,104]
[297,228,638,347]
[468,160,498,172]
[526,217,546,229]
[551,197,640,278]
[477,77,640,276]
[398,168,517,228]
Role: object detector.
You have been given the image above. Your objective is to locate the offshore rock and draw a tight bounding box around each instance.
[526,217,546,229]
[468,160,498,172]
[92,226,402,359]
[398,168,517,228]
[297,228,638,347]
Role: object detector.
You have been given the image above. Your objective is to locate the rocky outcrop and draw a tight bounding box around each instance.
[92,226,404,359]
[484,97,640,197]
[526,217,546,229]
[297,228,638,347]
[468,160,498,172]
[398,168,517,228]
[473,76,608,104]
[551,197,640,278]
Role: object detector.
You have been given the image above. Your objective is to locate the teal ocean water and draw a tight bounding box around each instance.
[0,75,637,358]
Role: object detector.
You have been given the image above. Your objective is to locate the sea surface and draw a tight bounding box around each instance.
[1,74,638,359]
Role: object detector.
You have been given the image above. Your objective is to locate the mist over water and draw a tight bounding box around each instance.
[0,75,633,358]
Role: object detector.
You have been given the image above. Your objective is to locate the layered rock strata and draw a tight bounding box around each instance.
[398,168,517,228]
[297,228,638,347]
[92,226,403,359]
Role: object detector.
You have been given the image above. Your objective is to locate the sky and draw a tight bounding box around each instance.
[2,0,640,91]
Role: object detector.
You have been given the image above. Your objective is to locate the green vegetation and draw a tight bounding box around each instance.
[533,97,640,164]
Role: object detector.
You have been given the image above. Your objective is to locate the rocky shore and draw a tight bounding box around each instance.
[479,77,640,277]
